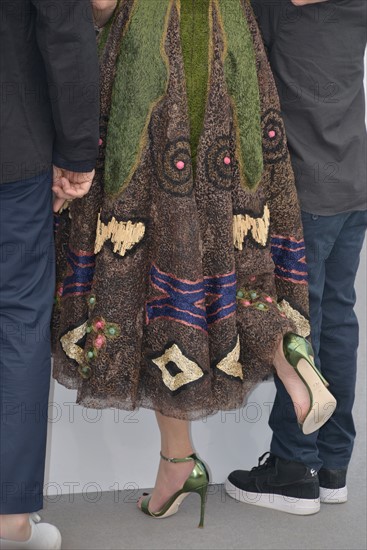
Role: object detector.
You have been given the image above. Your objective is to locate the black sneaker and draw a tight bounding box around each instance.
[225,452,320,515]
[319,468,348,504]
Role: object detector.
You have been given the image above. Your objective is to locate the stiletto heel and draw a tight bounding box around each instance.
[283,333,337,435]
[140,453,209,527]
[197,484,208,528]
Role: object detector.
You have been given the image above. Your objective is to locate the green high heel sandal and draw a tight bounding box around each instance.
[140,452,209,528]
[283,333,337,435]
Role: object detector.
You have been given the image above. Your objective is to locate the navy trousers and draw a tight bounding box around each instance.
[0,171,55,514]
[270,210,367,471]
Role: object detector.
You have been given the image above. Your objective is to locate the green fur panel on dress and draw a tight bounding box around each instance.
[217,0,263,189]
[104,0,171,196]
[180,0,210,171]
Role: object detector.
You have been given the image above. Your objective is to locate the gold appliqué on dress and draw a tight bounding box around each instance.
[94,213,146,256]
[214,335,243,380]
[151,343,204,392]
[233,204,270,249]
[60,322,88,365]
[279,299,310,337]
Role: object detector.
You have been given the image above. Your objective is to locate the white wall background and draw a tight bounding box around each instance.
[44,64,367,499]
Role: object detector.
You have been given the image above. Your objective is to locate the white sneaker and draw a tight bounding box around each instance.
[318,468,348,504]
[0,519,61,550]
[320,485,348,504]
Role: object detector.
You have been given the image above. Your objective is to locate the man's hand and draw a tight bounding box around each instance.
[91,0,117,27]
[291,0,328,5]
[52,166,95,212]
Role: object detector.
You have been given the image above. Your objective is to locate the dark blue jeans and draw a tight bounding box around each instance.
[0,171,55,514]
[270,210,367,471]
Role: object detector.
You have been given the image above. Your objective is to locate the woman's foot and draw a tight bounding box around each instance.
[273,339,311,424]
[138,454,195,513]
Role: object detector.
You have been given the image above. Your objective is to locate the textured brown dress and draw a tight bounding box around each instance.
[52,0,310,420]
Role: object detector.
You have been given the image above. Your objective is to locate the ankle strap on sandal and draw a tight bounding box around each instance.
[160,452,196,463]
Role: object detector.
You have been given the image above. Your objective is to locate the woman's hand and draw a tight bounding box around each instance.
[91,0,118,28]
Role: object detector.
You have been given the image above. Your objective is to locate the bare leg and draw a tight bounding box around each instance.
[273,337,311,423]
[138,412,195,512]
[0,514,31,542]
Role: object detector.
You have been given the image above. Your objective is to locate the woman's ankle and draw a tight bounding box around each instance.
[160,448,194,460]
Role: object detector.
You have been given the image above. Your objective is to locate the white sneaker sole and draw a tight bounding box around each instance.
[225,479,320,516]
[320,485,348,504]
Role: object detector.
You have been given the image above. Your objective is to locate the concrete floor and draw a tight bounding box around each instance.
[40,355,367,550]
[40,471,366,550]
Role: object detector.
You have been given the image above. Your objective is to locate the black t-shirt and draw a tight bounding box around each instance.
[252,0,367,215]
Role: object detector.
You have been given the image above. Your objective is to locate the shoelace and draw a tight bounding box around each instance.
[251,452,274,473]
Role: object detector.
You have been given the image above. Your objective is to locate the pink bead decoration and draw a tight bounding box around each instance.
[176,161,185,170]
[268,130,276,139]
[265,296,273,303]
[95,334,106,349]
[95,320,104,330]
[242,300,251,307]
[99,138,103,146]
[224,156,231,165]
[249,276,256,282]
